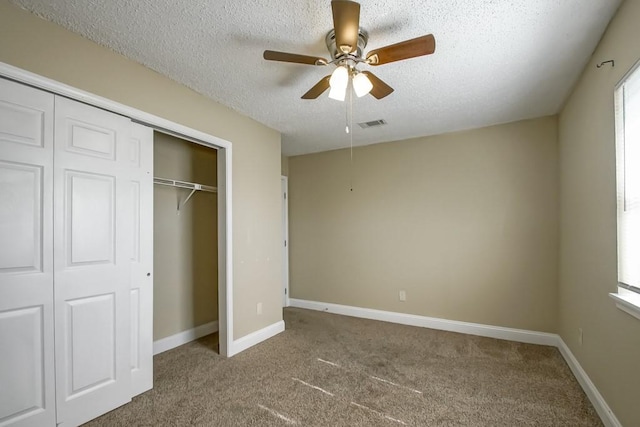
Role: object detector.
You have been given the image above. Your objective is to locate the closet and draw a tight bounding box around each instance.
[152,133,218,352]
[0,78,153,426]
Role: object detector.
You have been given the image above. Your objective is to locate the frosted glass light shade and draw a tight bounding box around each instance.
[329,66,349,89]
[328,85,347,101]
[352,73,373,97]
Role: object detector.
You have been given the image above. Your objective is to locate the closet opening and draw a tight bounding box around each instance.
[153,132,220,354]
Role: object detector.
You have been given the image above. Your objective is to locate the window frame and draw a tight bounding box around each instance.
[611,58,640,319]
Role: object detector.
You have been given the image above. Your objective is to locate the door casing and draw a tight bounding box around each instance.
[281,176,289,308]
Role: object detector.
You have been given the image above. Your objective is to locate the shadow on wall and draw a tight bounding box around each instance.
[190,142,218,330]
[153,132,218,342]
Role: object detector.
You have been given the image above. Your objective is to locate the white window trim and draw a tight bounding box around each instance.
[612,58,640,321]
[609,288,640,320]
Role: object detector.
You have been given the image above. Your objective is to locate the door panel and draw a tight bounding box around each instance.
[65,120,116,160]
[0,98,46,148]
[0,307,46,425]
[130,288,141,370]
[54,96,132,427]
[0,162,42,272]
[128,123,153,397]
[67,171,115,265]
[0,78,55,427]
[66,294,116,396]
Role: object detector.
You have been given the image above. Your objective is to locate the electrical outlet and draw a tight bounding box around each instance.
[578,328,583,346]
[257,302,263,315]
[399,290,406,302]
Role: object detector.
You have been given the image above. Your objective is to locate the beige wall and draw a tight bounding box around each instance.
[0,1,282,340]
[153,133,217,340]
[558,0,640,425]
[281,155,289,176]
[289,116,559,332]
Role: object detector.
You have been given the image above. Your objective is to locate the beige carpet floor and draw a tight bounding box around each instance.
[85,308,601,426]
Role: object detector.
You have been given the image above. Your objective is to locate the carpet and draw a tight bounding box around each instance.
[85,307,601,426]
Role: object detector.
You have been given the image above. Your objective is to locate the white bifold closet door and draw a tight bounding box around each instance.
[128,123,154,397]
[0,78,153,427]
[53,96,133,426]
[0,78,56,427]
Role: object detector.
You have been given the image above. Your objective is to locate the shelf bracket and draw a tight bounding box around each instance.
[178,188,198,212]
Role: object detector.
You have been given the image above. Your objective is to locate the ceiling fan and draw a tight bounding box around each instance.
[263,0,436,101]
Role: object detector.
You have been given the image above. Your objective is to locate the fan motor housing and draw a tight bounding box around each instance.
[325,29,368,60]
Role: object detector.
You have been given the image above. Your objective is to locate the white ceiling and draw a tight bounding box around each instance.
[11,0,621,156]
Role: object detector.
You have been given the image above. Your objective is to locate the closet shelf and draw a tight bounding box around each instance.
[153,177,217,212]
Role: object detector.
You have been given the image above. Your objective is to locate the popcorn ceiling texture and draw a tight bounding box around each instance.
[11,0,621,156]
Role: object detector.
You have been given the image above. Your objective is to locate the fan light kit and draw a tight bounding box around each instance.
[263,0,436,101]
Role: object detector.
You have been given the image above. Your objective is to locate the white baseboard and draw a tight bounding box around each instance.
[289,298,622,427]
[229,320,285,356]
[556,339,622,427]
[289,298,557,346]
[153,320,219,355]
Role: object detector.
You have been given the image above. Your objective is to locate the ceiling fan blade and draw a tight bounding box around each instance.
[332,0,361,54]
[301,75,332,99]
[366,34,436,66]
[263,50,328,66]
[362,71,394,99]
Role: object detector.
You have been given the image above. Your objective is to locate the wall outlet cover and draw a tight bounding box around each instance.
[578,328,583,346]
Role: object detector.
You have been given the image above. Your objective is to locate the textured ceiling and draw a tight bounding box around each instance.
[11,0,621,156]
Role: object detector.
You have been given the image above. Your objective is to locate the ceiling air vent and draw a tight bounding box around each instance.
[358,119,387,129]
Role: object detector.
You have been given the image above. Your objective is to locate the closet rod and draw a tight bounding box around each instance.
[153,177,217,212]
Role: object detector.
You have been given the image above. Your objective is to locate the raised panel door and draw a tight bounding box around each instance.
[0,78,55,427]
[53,96,132,427]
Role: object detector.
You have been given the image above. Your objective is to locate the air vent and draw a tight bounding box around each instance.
[358,119,387,129]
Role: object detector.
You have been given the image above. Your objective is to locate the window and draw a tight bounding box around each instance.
[612,60,640,319]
